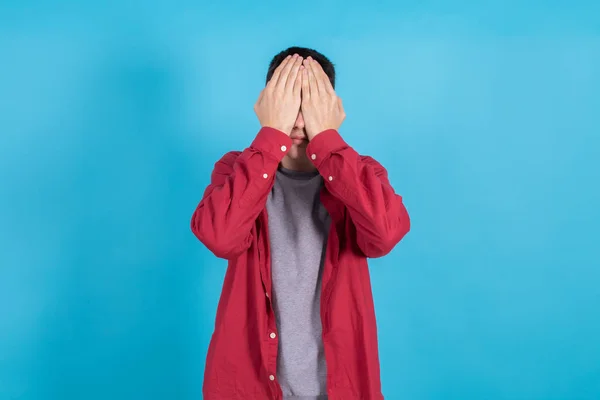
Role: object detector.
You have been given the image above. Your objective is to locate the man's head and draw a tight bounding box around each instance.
[266,47,336,168]
[266,46,335,89]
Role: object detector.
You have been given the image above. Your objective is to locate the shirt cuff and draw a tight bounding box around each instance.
[250,127,293,162]
[305,129,348,168]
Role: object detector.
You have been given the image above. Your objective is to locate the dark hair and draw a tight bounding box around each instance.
[266,46,336,89]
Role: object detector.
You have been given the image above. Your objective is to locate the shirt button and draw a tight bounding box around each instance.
[328,176,333,181]
[269,374,275,381]
[263,173,268,179]
[270,332,276,339]
[311,154,316,160]
[280,145,287,152]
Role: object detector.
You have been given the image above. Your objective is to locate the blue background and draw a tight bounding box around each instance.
[1,1,599,399]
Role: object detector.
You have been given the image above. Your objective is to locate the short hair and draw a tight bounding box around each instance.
[266,46,336,89]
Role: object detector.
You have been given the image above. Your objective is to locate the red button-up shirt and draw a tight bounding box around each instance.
[191,127,410,399]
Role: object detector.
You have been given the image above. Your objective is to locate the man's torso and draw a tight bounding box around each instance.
[266,166,331,400]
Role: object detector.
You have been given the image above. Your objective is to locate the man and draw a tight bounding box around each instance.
[191,46,410,400]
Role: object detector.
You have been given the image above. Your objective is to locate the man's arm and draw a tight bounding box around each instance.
[306,129,410,258]
[300,57,410,258]
[191,54,303,259]
[191,128,292,259]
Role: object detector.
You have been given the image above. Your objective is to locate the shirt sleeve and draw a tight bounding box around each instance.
[305,129,410,258]
[191,127,292,259]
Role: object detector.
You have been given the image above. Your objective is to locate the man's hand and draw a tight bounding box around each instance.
[254,54,303,135]
[301,57,346,140]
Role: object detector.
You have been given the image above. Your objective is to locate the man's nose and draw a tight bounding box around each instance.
[294,112,305,129]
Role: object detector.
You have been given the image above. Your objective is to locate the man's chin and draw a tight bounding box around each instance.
[286,146,307,160]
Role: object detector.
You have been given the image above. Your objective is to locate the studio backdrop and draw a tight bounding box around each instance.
[1,1,599,399]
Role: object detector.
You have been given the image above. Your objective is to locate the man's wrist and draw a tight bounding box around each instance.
[251,127,293,162]
[262,124,291,136]
[308,127,335,141]
[306,129,347,165]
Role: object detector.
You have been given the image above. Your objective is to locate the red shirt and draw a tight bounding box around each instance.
[191,127,410,399]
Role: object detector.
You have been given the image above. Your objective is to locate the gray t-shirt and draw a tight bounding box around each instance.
[266,166,331,400]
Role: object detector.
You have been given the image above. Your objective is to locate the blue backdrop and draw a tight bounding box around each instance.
[1,1,599,399]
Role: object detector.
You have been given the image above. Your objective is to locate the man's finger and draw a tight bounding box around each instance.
[277,54,299,90]
[313,59,335,95]
[293,65,303,96]
[309,58,326,95]
[301,66,310,100]
[286,56,303,92]
[307,59,319,96]
[267,55,292,88]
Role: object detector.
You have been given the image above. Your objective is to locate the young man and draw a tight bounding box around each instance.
[191,46,410,400]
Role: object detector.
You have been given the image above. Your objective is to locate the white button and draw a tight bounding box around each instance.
[311,154,316,160]
[263,173,268,179]
[269,374,275,381]
[328,176,333,181]
[265,292,269,297]
[270,332,276,339]
[280,145,287,152]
